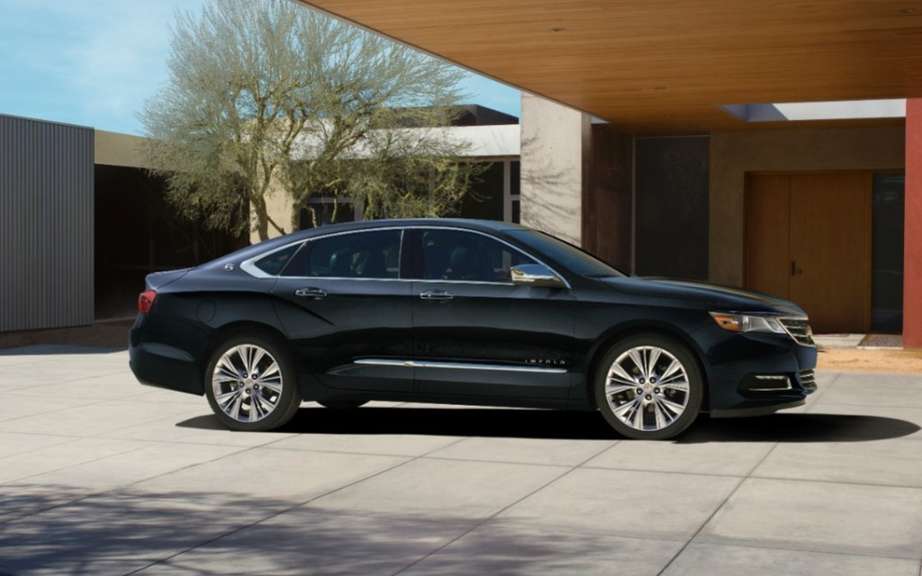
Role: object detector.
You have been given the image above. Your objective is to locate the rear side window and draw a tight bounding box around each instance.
[282,229,402,279]
[253,243,300,276]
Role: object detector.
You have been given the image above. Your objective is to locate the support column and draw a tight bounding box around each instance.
[905,99,922,348]
[520,94,632,268]
[520,93,590,246]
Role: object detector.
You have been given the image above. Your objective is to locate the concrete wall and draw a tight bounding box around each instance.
[94,129,152,169]
[0,115,95,332]
[635,136,709,279]
[709,123,905,286]
[250,178,295,244]
[583,123,632,270]
[520,93,590,246]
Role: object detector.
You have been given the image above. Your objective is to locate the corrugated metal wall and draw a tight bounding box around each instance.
[0,115,94,332]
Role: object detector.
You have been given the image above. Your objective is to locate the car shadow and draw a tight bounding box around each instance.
[176,406,920,443]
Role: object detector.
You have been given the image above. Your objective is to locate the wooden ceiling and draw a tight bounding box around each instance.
[301,0,922,132]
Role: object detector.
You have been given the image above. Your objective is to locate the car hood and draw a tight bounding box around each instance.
[601,276,807,316]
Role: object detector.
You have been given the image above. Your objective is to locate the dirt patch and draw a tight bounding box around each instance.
[818,347,922,374]
[0,320,133,350]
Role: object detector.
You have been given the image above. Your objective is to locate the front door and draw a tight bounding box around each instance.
[746,172,872,333]
[405,228,577,401]
[271,228,414,392]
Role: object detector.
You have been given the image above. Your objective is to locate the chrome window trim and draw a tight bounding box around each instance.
[238,225,571,289]
[353,358,568,374]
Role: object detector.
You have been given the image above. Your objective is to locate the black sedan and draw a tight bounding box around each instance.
[129,219,817,440]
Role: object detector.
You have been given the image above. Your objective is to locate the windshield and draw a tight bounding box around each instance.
[507,230,625,278]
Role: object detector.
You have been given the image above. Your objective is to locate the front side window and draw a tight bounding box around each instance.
[282,229,402,279]
[416,229,536,283]
[508,229,624,278]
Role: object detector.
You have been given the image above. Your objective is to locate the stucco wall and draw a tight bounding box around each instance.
[520,93,590,246]
[94,129,152,169]
[250,178,295,244]
[709,123,905,286]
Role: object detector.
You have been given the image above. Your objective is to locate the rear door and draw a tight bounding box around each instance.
[406,227,577,401]
[271,228,414,392]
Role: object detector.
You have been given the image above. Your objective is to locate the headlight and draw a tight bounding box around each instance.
[709,312,786,334]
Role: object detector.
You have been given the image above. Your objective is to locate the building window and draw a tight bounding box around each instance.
[507,160,521,224]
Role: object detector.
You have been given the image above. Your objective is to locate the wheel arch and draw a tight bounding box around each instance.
[583,321,710,411]
[204,320,292,368]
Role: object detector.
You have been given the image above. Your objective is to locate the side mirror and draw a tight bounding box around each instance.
[510,263,566,289]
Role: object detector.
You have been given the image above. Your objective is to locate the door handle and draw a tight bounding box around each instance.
[790,260,803,276]
[419,290,453,301]
[294,287,327,300]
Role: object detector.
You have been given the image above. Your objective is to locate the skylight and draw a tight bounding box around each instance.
[722,99,905,123]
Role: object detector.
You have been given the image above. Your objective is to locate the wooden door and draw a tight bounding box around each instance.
[745,174,791,299]
[789,173,871,333]
[745,172,872,333]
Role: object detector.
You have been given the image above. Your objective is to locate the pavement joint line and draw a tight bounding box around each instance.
[654,428,782,576]
[0,437,87,465]
[0,368,129,388]
[389,439,620,576]
[742,474,922,493]
[810,400,922,411]
[675,537,922,565]
[0,393,196,429]
[121,435,473,575]
[0,444,160,522]
[578,464,747,479]
[0,432,297,526]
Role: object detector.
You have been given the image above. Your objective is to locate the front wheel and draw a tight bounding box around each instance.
[594,334,703,440]
[205,335,301,431]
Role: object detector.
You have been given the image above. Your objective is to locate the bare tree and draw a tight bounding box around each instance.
[142,0,477,241]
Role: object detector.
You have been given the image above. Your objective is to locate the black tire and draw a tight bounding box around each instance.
[594,333,703,440]
[318,399,368,410]
[204,334,301,432]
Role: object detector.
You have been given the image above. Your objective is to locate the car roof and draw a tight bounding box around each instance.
[204,219,531,270]
[281,218,529,242]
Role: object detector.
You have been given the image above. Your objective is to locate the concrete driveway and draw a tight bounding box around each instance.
[0,346,921,575]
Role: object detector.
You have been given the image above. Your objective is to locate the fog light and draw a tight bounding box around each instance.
[742,374,792,393]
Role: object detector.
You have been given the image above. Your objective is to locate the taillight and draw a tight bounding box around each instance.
[138,290,157,315]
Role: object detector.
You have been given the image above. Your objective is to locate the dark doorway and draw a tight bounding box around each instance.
[871,173,905,333]
[94,165,245,319]
[634,137,709,279]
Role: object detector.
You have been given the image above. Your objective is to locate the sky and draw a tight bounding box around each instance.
[0,0,520,136]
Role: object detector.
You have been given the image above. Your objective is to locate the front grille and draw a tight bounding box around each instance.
[779,318,815,346]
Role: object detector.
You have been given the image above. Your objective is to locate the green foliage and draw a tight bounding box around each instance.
[142,0,478,241]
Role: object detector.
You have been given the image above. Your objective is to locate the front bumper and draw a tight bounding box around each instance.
[705,331,817,418]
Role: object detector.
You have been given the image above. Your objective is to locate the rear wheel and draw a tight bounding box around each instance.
[318,399,368,410]
[594,334,703,440]
[205,335,301,431]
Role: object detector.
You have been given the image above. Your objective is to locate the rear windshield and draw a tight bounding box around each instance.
[507,230,624,278]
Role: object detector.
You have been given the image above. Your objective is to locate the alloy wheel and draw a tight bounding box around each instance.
[211,344,283,423]
[604,345,690,432]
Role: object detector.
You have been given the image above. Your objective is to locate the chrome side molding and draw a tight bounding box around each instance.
[353,358,568,374]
